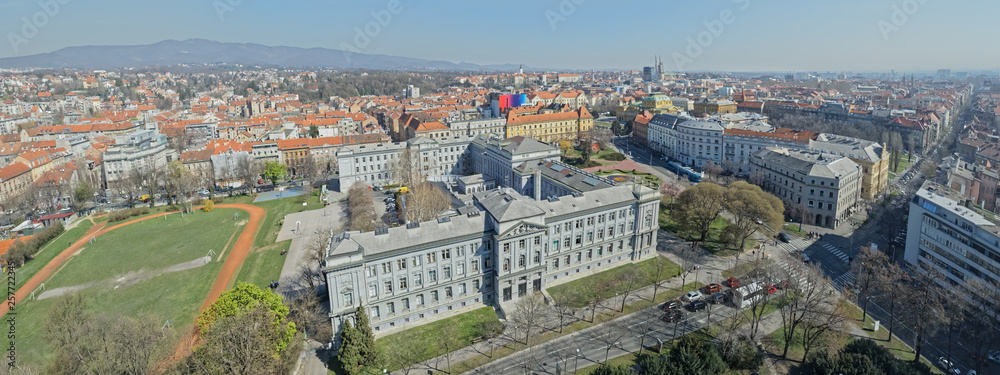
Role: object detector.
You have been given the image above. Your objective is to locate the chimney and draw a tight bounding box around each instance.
[533,169,541,201]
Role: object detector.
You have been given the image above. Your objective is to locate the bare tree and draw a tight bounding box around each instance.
[872,256,910,343]
[593,318,629,363]
[286,292,333,345]
[440,323,459,374]
[347,182,377,232]
[403,181,451,223]
[549,290,580,334]
[851,246,887,322]
[508,294,548,347]
[616,268,646,312]
[391,148,425,187]
[776,264,836,358]
[955,279,1000,374]
[383,329,428,375]
[193,304,290,375]
[800,295,848,361]
[586,280,614,323]
[235,154,262,195]
[902,265,946,362]
[632,307,660,355]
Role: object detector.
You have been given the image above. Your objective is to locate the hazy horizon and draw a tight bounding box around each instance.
[2,0,997,72]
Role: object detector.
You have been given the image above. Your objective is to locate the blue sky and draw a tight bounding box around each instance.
[1,0,997,72]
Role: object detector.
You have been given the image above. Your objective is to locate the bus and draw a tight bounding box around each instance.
[666,162,703,183]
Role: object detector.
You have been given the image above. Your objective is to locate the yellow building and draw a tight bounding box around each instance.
[810,134,889,201]
[617,93,679,123]
[506,106,594,143]
[693,99,737,115]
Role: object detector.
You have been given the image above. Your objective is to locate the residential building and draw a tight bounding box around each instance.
[336,136,473,190]
[808,134,889,201]
[905,181,1000,293]
[749,148,863,228]
[0,162,32,204]
[448,118,507,139]
[102,129,168,183]
[675,119,726,170]
[722,128,814,174]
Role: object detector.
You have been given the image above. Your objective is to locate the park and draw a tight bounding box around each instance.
[3,189,324,368]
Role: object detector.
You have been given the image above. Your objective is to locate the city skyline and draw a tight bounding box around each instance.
[1,0,998,72]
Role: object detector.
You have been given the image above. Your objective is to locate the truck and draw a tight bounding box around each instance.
[731,281,765,309]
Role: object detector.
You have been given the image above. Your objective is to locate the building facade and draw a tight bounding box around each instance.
[322,184,660,342]
[749,148,863,228]
[905,181,1000,291]
[102,129,168,183]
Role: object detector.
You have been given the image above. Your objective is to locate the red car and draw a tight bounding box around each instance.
[723,277,740,288]
[704,283,722,293]
[766,285,778,294]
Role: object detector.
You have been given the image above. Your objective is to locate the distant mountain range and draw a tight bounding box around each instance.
[0,39,522,71]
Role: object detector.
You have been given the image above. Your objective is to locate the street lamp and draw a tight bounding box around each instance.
[575,348,581,374]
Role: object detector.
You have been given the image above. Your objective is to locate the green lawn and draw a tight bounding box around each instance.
[840,301,942,373]
[593,169,662,186]
[659,205,756,257]
[595,121,612,128]
[891,156,913,174]
[375,306,500,371]
[784,223,808,237]
[14,219,94,290]
[721,258,775,279]
[547,257,681,308]
[15,209,243,367]
[236,239,292,289]
[44,208,243,289]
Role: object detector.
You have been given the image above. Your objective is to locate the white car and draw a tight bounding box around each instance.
[937,357,960,374]
[683,291,703,302]
[988,351,1000,364]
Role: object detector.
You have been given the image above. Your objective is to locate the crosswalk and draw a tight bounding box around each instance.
[773,258,810,290]
[819,242,851,262]
[833,272,857,291]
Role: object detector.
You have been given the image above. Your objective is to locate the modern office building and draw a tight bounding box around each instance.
[906,181,1000,289]
[323,183,660,342]
[749,148,863,228]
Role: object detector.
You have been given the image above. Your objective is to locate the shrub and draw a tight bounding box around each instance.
[203,200,215,212]
[211,196,225,204]
[191,198,204,206]
[108,207,151,222]
[604,152,626,161]
[1,222,65,267]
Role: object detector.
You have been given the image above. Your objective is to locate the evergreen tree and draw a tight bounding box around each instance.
[611,121,622,136]
[339,320,362,375]
[591,363,629,375]
[354,305,378,366]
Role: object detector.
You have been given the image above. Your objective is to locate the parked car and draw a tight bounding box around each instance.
[989,351,1000,364]
[660,300,682,311]
[776,280,791,290]
[766,285,778,294]
[802,253,811,263]
[704,283,722,293]
[724,277,740,288]
[688,301,708,311]
[777,233,791,243]
[660,311,684,323]
[683,291,704,302]
[711,292,728,305]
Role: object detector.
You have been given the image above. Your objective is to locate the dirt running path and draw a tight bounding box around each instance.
[165,203,266,366]
[0,220,107,318]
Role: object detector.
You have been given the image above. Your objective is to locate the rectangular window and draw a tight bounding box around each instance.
[427,253,436,263]
[366,266,376,278]
[443,267,451,278]
[413,273,422,286]
[368,283,377,297]
[343,293,353,306]
[471,259,479,272]
[429,270,437,282]
[412,256,421,267]
[445,287,453,298]
[402,298,409,309]
[387,302,395,314]
[373,306,380,317]
[397,259,407,270]
[503,243,510,253]
[399,277,407,290]
[459,283,466,294]
[457,263,465,274]
[473,279,480,289]
[381,262,391,274]
[503,259,510,271]
[383,281,393,294]
[442,249,451,259]
[431,291,439,302]
[416,294,424,305]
